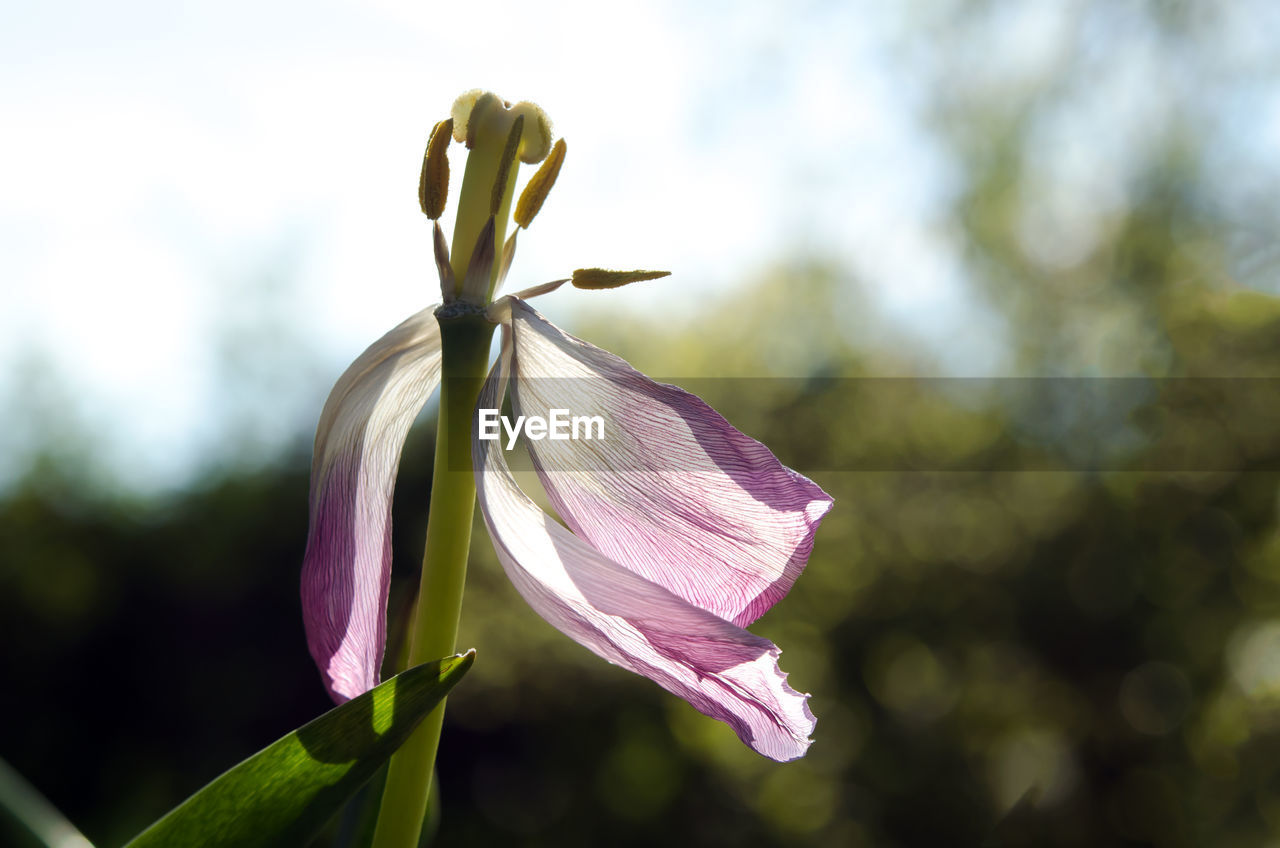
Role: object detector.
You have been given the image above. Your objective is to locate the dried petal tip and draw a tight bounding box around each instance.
[515,138,566,229]
[419,118,453,219]
[571,268,671,290]
[450,89,552,162]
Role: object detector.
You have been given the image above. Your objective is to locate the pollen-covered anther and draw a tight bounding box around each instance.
[419,118,453,220]
[515,138,566,229]
[571,268,672,290]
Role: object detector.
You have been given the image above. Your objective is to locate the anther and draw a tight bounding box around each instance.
[515,138,566,229]
[571,269,672,290]
[419,118,453,220]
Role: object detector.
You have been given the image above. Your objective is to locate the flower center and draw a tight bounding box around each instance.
[448,91,552,303]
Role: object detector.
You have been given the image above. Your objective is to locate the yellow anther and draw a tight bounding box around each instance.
[571,269,671,290]
[514,138,566,229]
[419,118,453,219]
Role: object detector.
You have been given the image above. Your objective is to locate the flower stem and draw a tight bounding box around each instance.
[370,311,495,848]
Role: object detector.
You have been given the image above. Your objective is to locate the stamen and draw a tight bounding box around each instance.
[419,118,453,220]
[508,278,569,300]
[515,138,566,229]
[484,279,570,324]
[571,268,671,290]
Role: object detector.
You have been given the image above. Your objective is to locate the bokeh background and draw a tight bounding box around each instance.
[5,1,1280,845]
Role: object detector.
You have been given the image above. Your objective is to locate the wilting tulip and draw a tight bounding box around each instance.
[300,94,833,843]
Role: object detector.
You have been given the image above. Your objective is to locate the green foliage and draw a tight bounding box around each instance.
[123,654,472,848]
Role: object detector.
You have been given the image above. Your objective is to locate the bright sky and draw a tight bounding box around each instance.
[2,0,985,491]
[10,0,1274,493]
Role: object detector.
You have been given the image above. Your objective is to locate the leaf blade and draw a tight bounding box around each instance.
[123,652,473,848]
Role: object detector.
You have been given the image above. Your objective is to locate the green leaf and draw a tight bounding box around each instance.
[123,652,474,848]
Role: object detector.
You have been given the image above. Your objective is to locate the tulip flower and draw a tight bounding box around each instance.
[300,90,832,844]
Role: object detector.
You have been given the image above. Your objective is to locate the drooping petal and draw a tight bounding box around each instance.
[302,307,442,702]
[473,331,815,761]
[505,298,832,627]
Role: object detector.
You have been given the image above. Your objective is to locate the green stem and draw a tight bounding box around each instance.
[370,311,495,848]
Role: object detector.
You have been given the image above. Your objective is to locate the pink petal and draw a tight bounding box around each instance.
[506,298,832,627]
[474,332,815,761]
[301,307,442,702]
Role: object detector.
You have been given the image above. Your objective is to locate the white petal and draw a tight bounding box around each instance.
[301,307,441,701]
[473,330,815,760]
[507,298,832,627]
